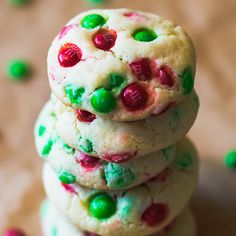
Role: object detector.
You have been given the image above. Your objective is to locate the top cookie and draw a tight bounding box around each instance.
[48,8,196,121]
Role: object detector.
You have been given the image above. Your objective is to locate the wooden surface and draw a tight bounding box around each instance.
[0,0,236,235]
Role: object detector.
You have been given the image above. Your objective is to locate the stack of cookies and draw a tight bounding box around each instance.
[34,9,199,236]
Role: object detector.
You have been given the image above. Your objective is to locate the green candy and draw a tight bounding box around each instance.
[58,171,76,184]
[8,0,30,6]
[181,66,194,94]
[81,14,106,29]
[80,138,94,153]
[104,163,136,188]
[91,88,116,113]
[63,143,75,155]
[87,0,105,4]
[64,84,85,105]
[133,28,158,42]
[224,150,236,169]
[7,59,30,81]
[42,139,53,157]
[89,193,116,219]
[175,153,193,169]
[107,73,125,90]
[38,125,46,137]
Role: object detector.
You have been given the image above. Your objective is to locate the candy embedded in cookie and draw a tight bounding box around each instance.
[48,9,196,121]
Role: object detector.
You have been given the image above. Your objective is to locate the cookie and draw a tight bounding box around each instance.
[55,90,199,162]
[35,101,176,190]
[48,8,196,121]
[42,138,198,236]
[40,200,196,236]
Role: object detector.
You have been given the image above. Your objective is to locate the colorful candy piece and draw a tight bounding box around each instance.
[141,203,169,227]
[92,29,117,51]
[76,109,96,123]
[81,14,106,29]
[181,66,194,94]
[8,0,30,6]
[157,65,175,87]
[89,193,116,219]
[132,28,158,42]
[130,58,152,81]
[3,228,26,236]
[58,43,82,68]
[121,83,148,110]
[91,88,116,113]
[224,150,236,169]
[77,153,100,169]
[106,73,125,90]
[58,171,76,184]
[64,84,85,105]
[6,59,30,81]
[42,139,53,157]
[86,0,105,4]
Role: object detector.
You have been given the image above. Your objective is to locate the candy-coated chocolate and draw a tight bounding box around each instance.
[81,14,106,29]
[121,83,148,110]
[175,154,193,169]
[130,58,152,81]
[3,228,26,236]
[224,150,236,169]
[79,138,94,153]
[107,73,125,90]
[141,203,169,227]
[42,139,53,157]
[157,65,175,87]
[181,66,194,94]
[7,59,30,81]
[78,153,100,169]
[76,109,96,123]
[89,193,116,219]
[58,43,82,67]
[91,88,116,113]
[64,84,85,105]
[8,0,30,6]
[93,29,117,51]
[58,171,76,184]
[38,125,46,137]
[133,28,158,42]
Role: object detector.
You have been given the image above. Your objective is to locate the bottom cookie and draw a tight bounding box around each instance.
[40,200,196,236]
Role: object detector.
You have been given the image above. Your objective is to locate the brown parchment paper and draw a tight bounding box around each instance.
[0,0,236,235]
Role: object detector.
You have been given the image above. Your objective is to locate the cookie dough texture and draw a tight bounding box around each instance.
[48,8,196,121]
[42,138,199,236]
[55,91,199,161]
[41,200,196,236]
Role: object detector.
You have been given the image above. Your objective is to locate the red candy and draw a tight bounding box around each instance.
[121,83,148,111]
[141,203,169,227]
[76,109,96,123]
[77,153,100,169]
[103,152,136,163]
[58,25,75,39]
[58,43,82,67]
[130,58,152,81]
[3,229,26,236]
[156,65,175,87]
[61,183,77,194]
[92,29,117,51]
[124,12,143,18]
